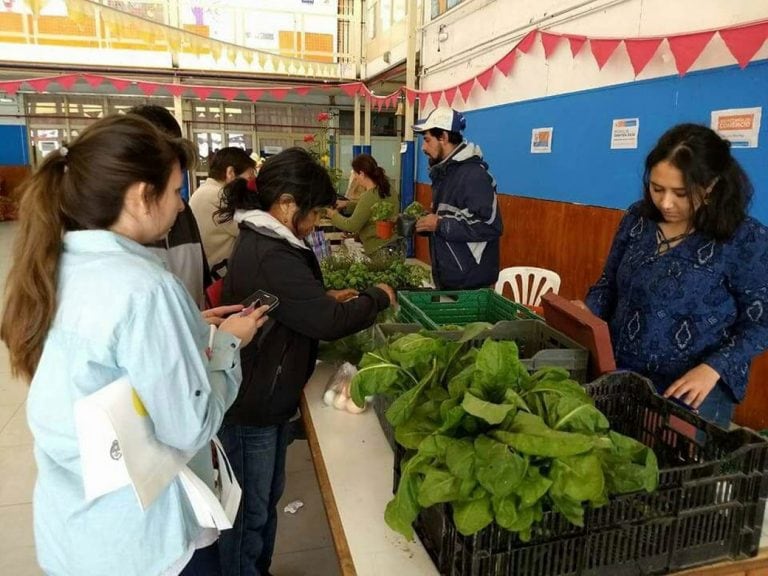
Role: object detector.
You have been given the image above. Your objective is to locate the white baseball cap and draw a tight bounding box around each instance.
[413,106,466,134]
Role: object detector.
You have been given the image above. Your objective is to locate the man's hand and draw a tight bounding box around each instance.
[327,288,359,302]
[416,213,440,233]
[663,363,721,409]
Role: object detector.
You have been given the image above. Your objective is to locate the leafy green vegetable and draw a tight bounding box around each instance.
[371,199,396,222]
[403,201,428,218]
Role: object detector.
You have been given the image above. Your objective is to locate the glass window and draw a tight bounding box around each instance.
[380,0,392,32]
[367,3,376,39]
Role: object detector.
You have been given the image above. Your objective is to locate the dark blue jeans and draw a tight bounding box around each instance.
[217,422,290,576]
[180,543,220,576]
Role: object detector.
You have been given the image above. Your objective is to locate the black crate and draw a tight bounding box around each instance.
[394,372,768,576]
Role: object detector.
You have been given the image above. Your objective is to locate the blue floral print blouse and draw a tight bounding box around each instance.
[586,202,768,401]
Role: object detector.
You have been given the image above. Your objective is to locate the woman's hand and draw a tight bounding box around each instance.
[218,304,271,347]
[335,199,350,210]
[325,207,338,217]
[375,283,397,307]
[327,288,359,302]
[663,363,721,409]
[202,305,244,326]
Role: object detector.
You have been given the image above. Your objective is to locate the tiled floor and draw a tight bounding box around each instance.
[0,221,340,576]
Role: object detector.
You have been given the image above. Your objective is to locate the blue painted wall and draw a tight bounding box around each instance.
[0,125,29,165]
[416,60,768,222]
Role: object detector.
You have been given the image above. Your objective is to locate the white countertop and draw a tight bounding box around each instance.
[301,362,439,576]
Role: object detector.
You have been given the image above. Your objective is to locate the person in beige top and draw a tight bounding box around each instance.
[326,154,398,256]
[189,147,256,271]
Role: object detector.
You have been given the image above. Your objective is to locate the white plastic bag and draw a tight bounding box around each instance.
[322,362,366,413]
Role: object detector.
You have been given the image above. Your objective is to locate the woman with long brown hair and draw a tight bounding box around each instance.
[0,114,268,575]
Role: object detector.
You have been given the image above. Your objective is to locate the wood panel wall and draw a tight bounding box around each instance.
[413,183,767,430]
[0,165,31,198]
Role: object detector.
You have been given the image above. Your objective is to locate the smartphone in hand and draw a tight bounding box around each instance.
[239,289,280,315]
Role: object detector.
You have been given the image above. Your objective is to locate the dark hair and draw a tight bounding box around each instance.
[209,147,256,180]
[0,114,196,381]
[127,104,182,138]
[351,153,391,199]
[216,147,336,231]
[640,123,752,240]
[426,128,463,145]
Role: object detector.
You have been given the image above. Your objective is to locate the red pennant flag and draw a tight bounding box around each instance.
[109,78,131,91]
[566,35,587,57]
[166,84,186,97]
[476,67,494,90]
[495,50,517,76]
[192,86,213,100]
[668,31,714,75]
[295,86,311,96]
[516,30,537,54]
[339,83,360,98]
[318,84,331,91]
[624,38,663,76]
[82,74,104,89]
[540,32,562,59]
[269,88,289,100]
[243,89,263,102]
[375,98,384,112]
[27,78,51,92]
[0,81,21,95]
[137,82,159,96]
[590,38,621,69]
[217,88,239,101]
[443,86,458,106]
[720,22,768,68]
[430,92,442,108]
[57,75,78,90]
[405,89,417,105]
[458,79,474,101]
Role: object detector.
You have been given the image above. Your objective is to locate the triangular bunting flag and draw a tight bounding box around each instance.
[295,87,311,96]
[589,38,621,69]
[82,74,104,89]
[444,86,458,106]
[0,81,21,95]
[137,82,159,96]
[217,88,239,101]
[566,35,587,57]
[166,84,186,97]
[458,79,474,101]
[57,75,78,90]
[242,50,254,66]
[668,31,715,75]
[516,30,537,54]
[719,22,768,68]
[495,50,517,76]
[192,86,213,100]
[624,38,663,76]
[318,83,332,91]
[476,67,494,90]
[405,89,417,105]
[430,92,442,108]
[27,78,51,92]
[109,78,131,91]
[540,32,562,59]
[243,89,263,102]
[270,88,289,100]
[340,83,360,98]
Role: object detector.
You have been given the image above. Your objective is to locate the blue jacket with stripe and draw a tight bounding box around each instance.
[428,141,503,289]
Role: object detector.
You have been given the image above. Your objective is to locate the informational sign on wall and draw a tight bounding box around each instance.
[711,107,762,148]
[610,118,639,149]
[531,127,553,154]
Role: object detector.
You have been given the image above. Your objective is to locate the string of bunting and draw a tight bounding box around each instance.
[1,19,766,109]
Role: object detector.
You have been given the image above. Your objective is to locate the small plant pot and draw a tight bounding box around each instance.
[396,215,417,237]
[376,220,394,239]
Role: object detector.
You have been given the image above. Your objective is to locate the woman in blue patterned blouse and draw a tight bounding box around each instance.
[586,124,768,428]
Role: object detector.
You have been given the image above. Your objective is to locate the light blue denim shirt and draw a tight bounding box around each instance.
[27,230,242,576]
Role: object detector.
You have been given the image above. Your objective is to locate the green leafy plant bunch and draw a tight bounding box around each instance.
[304,111,343,191]
[349,327,659,541]
[402,201,428,219]
[371,199,396,222]
[320,250,429,292]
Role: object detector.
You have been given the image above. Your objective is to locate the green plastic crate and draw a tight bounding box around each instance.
[396,289,540,329]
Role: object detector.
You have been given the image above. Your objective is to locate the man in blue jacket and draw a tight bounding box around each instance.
[413,106,503,290]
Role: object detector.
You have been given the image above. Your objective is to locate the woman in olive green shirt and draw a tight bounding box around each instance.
[327,154,398,256]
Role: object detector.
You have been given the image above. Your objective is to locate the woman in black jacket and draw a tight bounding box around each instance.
[215,147,395,576]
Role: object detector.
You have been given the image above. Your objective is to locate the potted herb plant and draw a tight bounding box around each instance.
[371,199,396,239]
[397,201,427,237]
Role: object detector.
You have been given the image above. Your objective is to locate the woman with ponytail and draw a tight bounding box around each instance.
[585,123,768,428]
[213,147,394,576]
[326,153,399,255]
[0,114,270,576]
